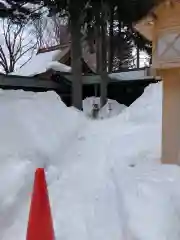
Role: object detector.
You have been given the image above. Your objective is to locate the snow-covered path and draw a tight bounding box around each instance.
[1,83,180,240]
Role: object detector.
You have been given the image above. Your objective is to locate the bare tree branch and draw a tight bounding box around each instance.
[0,18,38,73]
[15,42,37,62]
[31,14,69,49]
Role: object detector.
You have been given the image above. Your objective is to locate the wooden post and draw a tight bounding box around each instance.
[135,1,180,165]
[160,69,180,164]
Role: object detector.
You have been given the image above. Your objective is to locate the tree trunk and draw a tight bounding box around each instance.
[95,12,101,74]
[108,6,114,73]
[150,54,152,65]
[100,4,108,108]
[137,46,140,68]
[70,14,83,110]
[96,31,101,74]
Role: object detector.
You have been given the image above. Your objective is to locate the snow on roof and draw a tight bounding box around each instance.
[9,49,70,77]
[0,0,11,8]
[109,69,159,81]
[47,61,71,73]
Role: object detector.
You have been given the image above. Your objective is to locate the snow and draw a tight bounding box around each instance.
[9,50,65,77]
[1,81,180,240]
[0,0,11,8]
[47,61,71,73]
[109,69,160,81]
[83,97,126,119]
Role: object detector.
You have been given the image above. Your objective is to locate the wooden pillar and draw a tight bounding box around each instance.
[160,69,180,164]
[134,0,180,165]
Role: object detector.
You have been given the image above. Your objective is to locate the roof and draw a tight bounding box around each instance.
[134,0,167,40]
[62,68,160,84]
[10,41,96,77]
[9,48,71,77]
[39,42,97,73]
[3,68,160,93]
[135,16,154,41]
[110,69,153,81]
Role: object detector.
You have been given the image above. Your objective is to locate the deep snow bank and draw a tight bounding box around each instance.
[1,82,180,240]
[0,90,87,240]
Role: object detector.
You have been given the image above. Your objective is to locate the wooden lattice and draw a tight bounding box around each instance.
[153,29,180,68]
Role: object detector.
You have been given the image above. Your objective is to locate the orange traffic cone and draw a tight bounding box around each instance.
[26,168,55,240]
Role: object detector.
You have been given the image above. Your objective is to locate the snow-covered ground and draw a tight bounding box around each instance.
[1,82,180,240]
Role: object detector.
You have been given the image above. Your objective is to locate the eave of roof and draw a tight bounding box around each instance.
[134,0,167,41]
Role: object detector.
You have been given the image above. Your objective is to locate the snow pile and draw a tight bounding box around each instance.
[1,82,180,240]
[83,97,126,119]
[9,50,61,77]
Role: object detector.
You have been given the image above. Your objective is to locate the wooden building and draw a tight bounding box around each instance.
[9,44,159,107]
